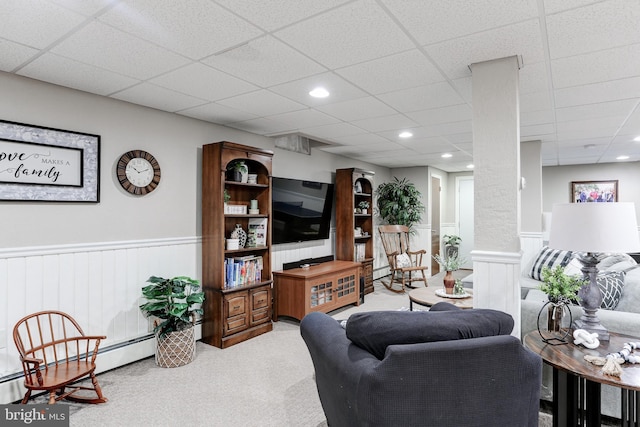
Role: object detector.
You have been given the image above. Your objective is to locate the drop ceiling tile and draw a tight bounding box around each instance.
[203,35,326,87]
[543,0,601,15]
[521,123,556,137]
[378,82,465,113]
[214,0,351,31]
[383,0,538,45]
[521,109,554,126]
[612,134,640,144]
[554,77,640,108]
[407,104,472,127]
[0,40,39,72]
[329,133,391,146]
[419,120,473,138]
[18,53,138,95]
[551,44,640,89]
[269,72,367,107]
[316,97,397,122]
[445,132,473,144]
[226,117,295,135]
[520,91,553,112]
[217,90,306,117]
[49,0,116,16]
[178,102,257,124]
[519,61,551,94]
[0,0,85,49]
[555,99,638,122]
[451,77,472,103]
[51,21,189,79]
[615,119,640,136]
[150,63,259,102]
[546,0,640,59]
[265,109,339,129]
[111,82,206,112]
[335,49,446,95]
[351,114,418,133]
[275,0,414,69]
[425,19,544,80]
[300,122,365,139]
[99,0,263,60]
[556,115,625,133]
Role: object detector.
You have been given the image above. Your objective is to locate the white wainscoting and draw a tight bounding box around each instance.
[0,237,200,404]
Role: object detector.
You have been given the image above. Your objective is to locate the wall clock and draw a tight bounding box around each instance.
[117,150,161,195]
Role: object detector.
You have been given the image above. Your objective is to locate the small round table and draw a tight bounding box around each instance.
[408,287,474,310]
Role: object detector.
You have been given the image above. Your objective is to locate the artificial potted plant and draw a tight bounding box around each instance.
[140,275,205,368]
[432,253,466,294]
[375,177,424,232]
[358,200,370,214]
[539,266,584,332]
[443,234,462,259]
[227,160,248,183]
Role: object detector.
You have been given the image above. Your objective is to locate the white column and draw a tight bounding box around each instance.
[470,56,522,336]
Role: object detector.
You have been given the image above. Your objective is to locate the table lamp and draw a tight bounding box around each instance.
[548,202,640,341]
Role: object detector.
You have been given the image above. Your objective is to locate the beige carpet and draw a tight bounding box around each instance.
[22,280,575,426]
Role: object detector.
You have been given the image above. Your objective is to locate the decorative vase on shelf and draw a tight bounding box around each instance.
[231,224,247,248]
[443,270,455,294]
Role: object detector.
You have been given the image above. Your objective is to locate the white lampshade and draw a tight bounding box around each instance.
[548,202,640,253]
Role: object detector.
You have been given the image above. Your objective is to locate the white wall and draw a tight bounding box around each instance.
[0,72,391,401]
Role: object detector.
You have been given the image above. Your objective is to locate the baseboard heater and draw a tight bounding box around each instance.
[0,324,202,404]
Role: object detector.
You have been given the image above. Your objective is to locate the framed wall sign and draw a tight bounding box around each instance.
[0,120,100,202]
[571,180,618,203]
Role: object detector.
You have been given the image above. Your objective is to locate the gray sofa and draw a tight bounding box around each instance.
[301,304,542,427]
[520,251,640,418]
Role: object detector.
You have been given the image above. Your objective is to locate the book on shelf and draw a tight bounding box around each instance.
[354,243,366,262]
[224,255,264,288]
[247,217,267,247]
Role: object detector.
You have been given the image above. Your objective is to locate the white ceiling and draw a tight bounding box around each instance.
[2,0,640,172]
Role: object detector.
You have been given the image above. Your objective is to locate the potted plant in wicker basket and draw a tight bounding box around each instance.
[140,276,204,368]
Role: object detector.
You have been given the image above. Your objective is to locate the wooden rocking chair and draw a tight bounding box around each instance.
[379,225,428,293]
[13,310,108,405]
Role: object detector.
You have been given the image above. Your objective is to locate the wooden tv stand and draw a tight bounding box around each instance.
[274,260,360,321]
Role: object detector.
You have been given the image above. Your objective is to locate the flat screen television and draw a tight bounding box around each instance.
[272,177,334,244]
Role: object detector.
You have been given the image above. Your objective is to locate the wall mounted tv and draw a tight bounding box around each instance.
[272,177,334,245]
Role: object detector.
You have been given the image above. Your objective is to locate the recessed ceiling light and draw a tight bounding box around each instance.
[441,153,452,158]
[309,87,329,98]
[617,155,630,160]
[466,164,474,169]
[634,136,640,142]
[399,131,413,138]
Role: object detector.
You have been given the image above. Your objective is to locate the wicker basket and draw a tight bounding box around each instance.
[155,326,196,368]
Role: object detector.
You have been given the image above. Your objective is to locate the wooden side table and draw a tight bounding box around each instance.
[524,330,640,426]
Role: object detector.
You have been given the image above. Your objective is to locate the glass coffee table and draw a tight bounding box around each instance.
[408,286,473,310]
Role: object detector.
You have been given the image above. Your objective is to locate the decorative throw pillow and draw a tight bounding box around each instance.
[345,309,514,360]
[529,246,573,281]
[597,271,626,310]
[395,252,412,268]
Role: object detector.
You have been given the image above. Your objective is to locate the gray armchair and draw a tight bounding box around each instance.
[300,304,542,427]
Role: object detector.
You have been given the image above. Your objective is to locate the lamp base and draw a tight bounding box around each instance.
[572,319,610,342]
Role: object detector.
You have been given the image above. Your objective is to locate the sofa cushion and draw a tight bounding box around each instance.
[617,265,640,313]
[597,271,626,310]
[529,246,573,281]
[345,309,514,360]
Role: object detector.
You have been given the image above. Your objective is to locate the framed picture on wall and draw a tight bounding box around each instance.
[0,120,100,202]
[571,180,618,203]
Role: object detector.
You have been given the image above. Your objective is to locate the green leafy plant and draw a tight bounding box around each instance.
[375,177,424,230]
[539,266,585,303]
[140,276,205,340]
[432,253,466,271]
[358,200,370,210]
[224,188,231,203]
[443,234,461,247]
